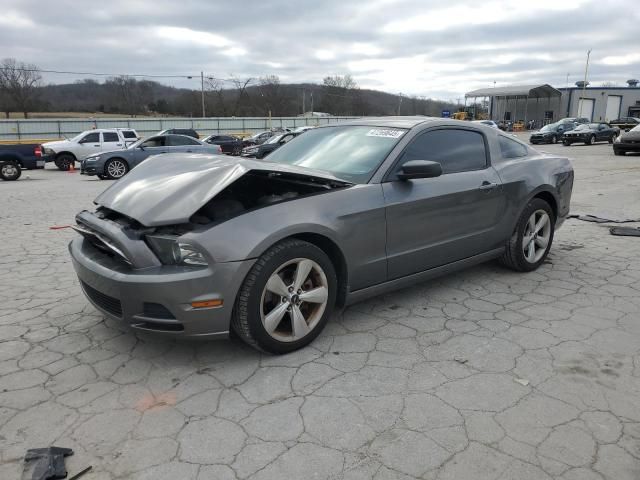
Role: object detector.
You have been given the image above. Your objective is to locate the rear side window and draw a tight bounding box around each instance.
[121,130,137,139]
[399,129,487,174]
[499,135,528,159]
[102,132,119,142]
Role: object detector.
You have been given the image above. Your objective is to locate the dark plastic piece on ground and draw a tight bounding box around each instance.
[568,213,640,223]
[610,226,640,237]
[24,447,73,480]
[68,466,93,480]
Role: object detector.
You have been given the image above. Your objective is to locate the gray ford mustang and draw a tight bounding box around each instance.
[69,117,574,354]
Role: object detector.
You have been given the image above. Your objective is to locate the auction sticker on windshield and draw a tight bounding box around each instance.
[366,129,405,138]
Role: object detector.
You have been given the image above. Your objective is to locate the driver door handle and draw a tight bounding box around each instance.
[479,181,498,191]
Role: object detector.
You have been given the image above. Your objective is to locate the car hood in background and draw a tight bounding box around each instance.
[94,154,351,227]
[620,131,640,141]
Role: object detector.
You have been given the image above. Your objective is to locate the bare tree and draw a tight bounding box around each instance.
[321,75,359,115]
[204,78,228,116]
[229,76,253,117]
[104,76,152,116]
[257,75,285,116]
[0,58,42,118]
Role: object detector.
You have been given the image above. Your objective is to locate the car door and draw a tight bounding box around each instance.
[597,124,610,141]
[382,127,507,280]
[77,132,102,159]
[101,131,123,152]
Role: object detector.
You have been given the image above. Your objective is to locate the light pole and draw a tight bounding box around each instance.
[578,50,592,118]
[201,71,205,118]
[397,93,403,115]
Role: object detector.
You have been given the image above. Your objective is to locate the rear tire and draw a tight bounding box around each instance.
[232,239,337,354]
[586,134,595,145]
[608,135,615,144]
[55,153,75,171]
[500,198,555,272]
[0,161,21,181]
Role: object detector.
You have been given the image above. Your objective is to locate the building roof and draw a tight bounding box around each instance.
[466,84,562,98]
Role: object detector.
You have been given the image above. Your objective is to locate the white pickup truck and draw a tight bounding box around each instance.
[43,128,139,170]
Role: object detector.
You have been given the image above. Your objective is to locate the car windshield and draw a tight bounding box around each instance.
[264,125,407,183]
[540,124,556,132]
[265,134,283,145]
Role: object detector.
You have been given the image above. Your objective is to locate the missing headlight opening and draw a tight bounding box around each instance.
[190,171,350,225]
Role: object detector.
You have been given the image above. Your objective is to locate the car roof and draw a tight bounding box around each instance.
[331,116,440,129]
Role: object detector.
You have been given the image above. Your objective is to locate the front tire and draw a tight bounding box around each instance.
[105,158,129,179]
[500,198,555,272]
[0,161,21,181]
[232,239,337,354]
[55,153,75,171]
[608,134,615,144]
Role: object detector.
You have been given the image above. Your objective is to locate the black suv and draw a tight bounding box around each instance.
[157,128,199,139]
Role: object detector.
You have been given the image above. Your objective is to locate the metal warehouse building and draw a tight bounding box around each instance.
[466,79,640,126]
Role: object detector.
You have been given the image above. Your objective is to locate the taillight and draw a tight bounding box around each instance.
[34,146,42,157]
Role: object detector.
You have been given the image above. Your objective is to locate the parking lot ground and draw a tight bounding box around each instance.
[1,140,640,479]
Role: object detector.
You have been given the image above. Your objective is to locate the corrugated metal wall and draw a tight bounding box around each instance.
[0,116,359,141]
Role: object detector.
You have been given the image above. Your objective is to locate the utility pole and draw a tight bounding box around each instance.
[397,93,403,115]
[310,92,314,114]
[302,90,306,114]
[201,71,205,118]
[578,50,591,118]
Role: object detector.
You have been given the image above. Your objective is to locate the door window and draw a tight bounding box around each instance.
[395,129,488,176]
[102,132,119,142]
[141,137,166,147]
[79,132,100,144]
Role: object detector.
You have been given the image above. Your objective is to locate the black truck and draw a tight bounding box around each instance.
[0,143,48,180]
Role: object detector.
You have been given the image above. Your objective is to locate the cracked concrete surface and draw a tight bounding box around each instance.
[1,139,639,479]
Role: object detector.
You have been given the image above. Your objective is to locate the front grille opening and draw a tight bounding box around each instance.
[81,281,123,318]
[132,321,184,332]
[142,302,176,320]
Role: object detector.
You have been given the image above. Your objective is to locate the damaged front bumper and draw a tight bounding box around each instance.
[69,212,255,337]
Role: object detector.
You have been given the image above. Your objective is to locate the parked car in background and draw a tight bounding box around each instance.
[609,117,640,131]
[562,123,619,146]
[43,128,139,170]
[292,126,316,133]
[472,120,499,129]
[561,117,590,125]
[242,131,276,147]
[613,124,640,156]
[0,143,48,174]
[202,134,243,155]
[157,128,199,139]
[69,117,573,353]
[80,134,221,179]
[241,132,299,159]
[529,122,577,144]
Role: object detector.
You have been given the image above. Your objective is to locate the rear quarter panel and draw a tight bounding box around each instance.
[492,147,573,234]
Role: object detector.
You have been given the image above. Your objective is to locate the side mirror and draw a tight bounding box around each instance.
[398,160,442,181]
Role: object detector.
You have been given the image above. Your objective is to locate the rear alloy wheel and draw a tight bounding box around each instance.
[0,161,21,181]
[500,198,555,272]
[551,135,557,144]
[586,134,595,145]
[55,153,75,171]
[233,239,336,354]
[232,145,242,156]
[608,134,616,144]
[105,158,129,179]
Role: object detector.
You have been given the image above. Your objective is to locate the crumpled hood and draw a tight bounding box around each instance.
[94,153,350,227]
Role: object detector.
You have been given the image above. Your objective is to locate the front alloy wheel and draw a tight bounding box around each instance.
[233,239,337,354]
[105,159,129,179]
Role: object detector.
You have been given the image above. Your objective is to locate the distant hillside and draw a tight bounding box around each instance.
[33,77,456,118]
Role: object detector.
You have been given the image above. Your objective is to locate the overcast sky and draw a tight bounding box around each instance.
[1,0,638,101]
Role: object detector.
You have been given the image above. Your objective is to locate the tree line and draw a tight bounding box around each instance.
[0,57,457,118]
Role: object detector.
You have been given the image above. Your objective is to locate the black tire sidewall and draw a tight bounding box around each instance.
[587,135,595,145]
[240,241,337,354]
[0,161,21,180]
[56,154,74,171]
[512,199,555,272]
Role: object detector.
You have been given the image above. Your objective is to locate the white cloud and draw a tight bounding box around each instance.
[0,10,34,28]
[155,26,235,47]
[315,49,336,61]
[600,53,640,66]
